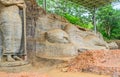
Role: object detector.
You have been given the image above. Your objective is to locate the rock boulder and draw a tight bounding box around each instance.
[34,13,112,59]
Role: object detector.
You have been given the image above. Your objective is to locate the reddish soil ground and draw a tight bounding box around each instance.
[67,49,120,76]
[0,70,110,77]
[0,72,49,77]
[0,50,120,77]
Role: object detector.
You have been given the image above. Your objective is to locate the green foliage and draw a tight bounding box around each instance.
[60,13,93,29]
[36,0,120,39]
[36,0,93,29]
[97,4,120,39]
[61,13,83,25]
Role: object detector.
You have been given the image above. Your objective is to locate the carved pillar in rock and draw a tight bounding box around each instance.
[0,0,26,62]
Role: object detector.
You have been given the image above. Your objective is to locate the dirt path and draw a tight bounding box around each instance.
[0,70,110,77]
[0,65,111,77]
[47,69,110,77]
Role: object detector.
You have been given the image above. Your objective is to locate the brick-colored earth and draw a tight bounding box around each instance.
[0,72,49,77]
[0,69,110,77]
[67,49,120,76]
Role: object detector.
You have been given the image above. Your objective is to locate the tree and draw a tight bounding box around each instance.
[97,4,120,39]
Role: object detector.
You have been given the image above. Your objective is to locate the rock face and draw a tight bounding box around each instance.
[64,24,108,50]
[34,13,114,59]
[116,40,120,49]
[25,0,46,52]
[36,41,77,59]
[0,0,118,60]
[46,29,70,44]
[25,0,78,60]
[108,42,118,49]
[35,14,78,59]
[0,0,24,5]
[109,40,120,49]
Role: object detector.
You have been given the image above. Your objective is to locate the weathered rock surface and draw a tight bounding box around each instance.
[64,24,108,50]
[36,41,77,60]
[109,40,120,49]
[0,0,118,60]
[35,13,115,59]
[108,42,118,49]
[46,29,70,44]
[0,0,24,5]
[116,40,120,49]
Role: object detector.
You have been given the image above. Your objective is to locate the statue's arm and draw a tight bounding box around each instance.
[0,0,24,5]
